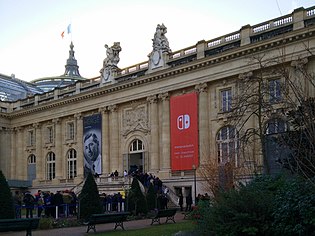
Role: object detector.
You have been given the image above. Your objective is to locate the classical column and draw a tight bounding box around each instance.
[10,128,17,179]
[147,95,159,171]
[195,83,209,164]
[109,105,119,173]
[34,123,43,180]
[54,118,63,180]
[16,127,23,180]
[99,107,110,175]
[158,92,170,170]
[1,128,12,178]
[75,113,84,179]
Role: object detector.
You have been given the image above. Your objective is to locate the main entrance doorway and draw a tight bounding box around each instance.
[123,139,148,174]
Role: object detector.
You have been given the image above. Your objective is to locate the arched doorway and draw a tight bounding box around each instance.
[124,139,148,174]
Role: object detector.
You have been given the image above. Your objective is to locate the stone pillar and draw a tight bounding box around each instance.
[10,128,17,179]
[196,40,206,60]
[16,127,23,180]
[0,128,11,178]
[293,7,305,31]
[75,113,84,179]
[158,92,170,170]
[109,105,119,173]
[147,95,159,171]
[240,24,251,46]
[54,118,63,180]
[195,83,209,165]
[34,123,43,180]
[99,107,110,175]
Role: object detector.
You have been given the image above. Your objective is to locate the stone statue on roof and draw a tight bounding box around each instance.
[152,23,171,53]
[102,42,122,67]
[100,42,122,83]
[147,23,172,71]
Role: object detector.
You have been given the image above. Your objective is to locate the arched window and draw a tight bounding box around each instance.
[216,126,238,165]
[67,149,77,179]
[129,139,144,153]
[27,154,37,182]
[46,152,56,180]
[28,154,36,164]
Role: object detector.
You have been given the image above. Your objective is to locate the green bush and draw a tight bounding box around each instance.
[272,177,315,235]
[0,170,15,219]
[38,218,53,229]
[194,175,315,236]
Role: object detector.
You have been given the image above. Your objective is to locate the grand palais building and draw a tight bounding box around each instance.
[1,6,315,203]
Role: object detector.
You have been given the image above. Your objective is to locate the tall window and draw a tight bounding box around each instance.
[217,126,238,164]
[129,139,144,153]
[67,149,77,179]
[66,122,75,140]
[220,89,232,112]
[46,152,55,180]
[47,126,54,143]
[269,79,281,103]
[265,118,288,175]
[27,130,35,146]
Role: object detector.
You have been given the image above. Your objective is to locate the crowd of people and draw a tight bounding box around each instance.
[13,189,77,218]
[12,169,208,219]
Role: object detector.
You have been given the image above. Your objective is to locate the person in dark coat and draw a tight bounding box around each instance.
[23,191,35,218]
[53,191,64,217]
[185,193,192,212]
[179,193,184,211]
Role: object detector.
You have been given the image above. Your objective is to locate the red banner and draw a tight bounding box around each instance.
[170,92,199,171]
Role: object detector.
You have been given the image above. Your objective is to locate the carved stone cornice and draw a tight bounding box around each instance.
[74,112,82,120]
[52,118,60,124]
[239,71,253,80]
[33,122,41,129]
[108,104,118,113]
[158,92,169,101]
[147,95,158,104]
[291,57,308,70]
[195,83,208,93]
[98,106,108,114]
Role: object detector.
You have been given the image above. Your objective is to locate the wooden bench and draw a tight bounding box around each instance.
[84,212,130,233]
[150,208,177,225]
[0,218,40,236]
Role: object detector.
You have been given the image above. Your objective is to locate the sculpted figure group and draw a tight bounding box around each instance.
[152,23,171,53]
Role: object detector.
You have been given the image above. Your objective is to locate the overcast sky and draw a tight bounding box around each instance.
[0,0,314,82]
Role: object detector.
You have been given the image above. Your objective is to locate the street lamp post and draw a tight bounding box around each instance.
[192,164,196,205]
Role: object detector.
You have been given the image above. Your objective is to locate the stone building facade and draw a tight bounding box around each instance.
[0,6,315,202]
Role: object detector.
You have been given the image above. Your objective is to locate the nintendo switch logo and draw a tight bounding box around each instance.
[177,114,190,130]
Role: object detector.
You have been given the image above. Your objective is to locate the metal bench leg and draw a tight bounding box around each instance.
[165,216,176,223]
[151,218,161,225]
[114,221,125,230]
[86,224,96,233]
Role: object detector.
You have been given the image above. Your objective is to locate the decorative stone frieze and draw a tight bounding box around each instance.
[122,104,149,137]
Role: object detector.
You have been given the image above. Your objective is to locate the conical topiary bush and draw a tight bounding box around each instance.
[127,177,148,215]
[0,170,15,219]
[78,172,102,220]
